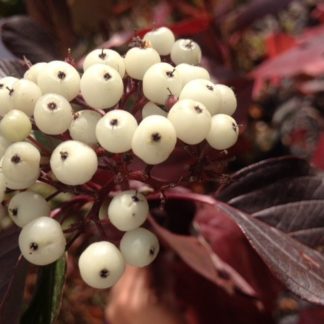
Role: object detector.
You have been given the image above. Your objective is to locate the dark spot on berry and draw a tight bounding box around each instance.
[151,132,161,142]
[98,49,107,59]
[30,242,38,251]
[11,154,21,164]
[131,195,140,202]
[194,105,203,113]
[166,69,176,78]
[73,112,80,120]
[149,247,156,256]
[129,36,146,49]
[99,268,109,278]
[206,84,214,91]
[6,87,14,96]
[185,40,193,49]
[60,151,68,161]
[0,83,3,89]
[103,72,111,80]
[47,102,57,110]
[232,122,238,133]
[110,118,118,126]
[57,71,66,80]
[10,208,18,217]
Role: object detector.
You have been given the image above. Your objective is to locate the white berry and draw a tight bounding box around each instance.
[214,84,237,116]
[78,241,125,289]
[168,99,211,144]
[24,62,47,83]
[8,191,50,227]
[171,39,202,65]
[108,190,149,231]
[142,101,167,119]
[96,109,138,153]
[69,110,101,145]
[143,27,175,55]
[143,62,182,105]
[120,227,159,267]
[37,60,80,101]
[50,140,98,185]
[206,114,239,150]
[80,64,123,109]
[83,49,125,77]
[0,109,32,142]
[19,216,66,265]
[131,115,177,164]
[34,94,73,135]
[124,47,161,80]
[176,63,210,86]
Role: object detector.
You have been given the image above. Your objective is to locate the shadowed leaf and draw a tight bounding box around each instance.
[0,227,29,324]
[217,202,324,306]
[1,16,59,63]
[0,59,26,78]
[21,255,67,324]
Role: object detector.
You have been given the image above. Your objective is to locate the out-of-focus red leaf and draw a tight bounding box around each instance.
[228,0,294,32]
[149,215,256,297]
[136,16,212,38]
[25,0,76,54]
[311,132,324,170]
[251,28,324,81]
[0,227,29,324]
[1,16,59,62]
[299,306,324,324]
[265,33,296,58]
[297,80,324,95]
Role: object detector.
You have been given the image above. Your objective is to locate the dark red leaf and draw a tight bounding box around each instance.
[227,176,324,214]
[229,0,294,32]
[25,0,76,54]
[217,156,311,201]
[217,202,324,306]
[265,33,296,58]
[149,215,256,297]
[311,133,324,170]
[1,16,60,62]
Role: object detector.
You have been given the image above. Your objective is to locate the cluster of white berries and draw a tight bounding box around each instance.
[0,26,239,289]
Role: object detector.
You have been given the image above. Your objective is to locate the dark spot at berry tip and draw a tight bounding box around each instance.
[10,208,18,217]
[194,105,203,113]
[103,72,111,80]
[166,69,176,78]
[0,83,3,89]
[30,242,38,251]
[60,151,69,161]
[232,122,238,133]
[99,268,110,278]
[73,112,80,120]
[185,40,193,49]
[47,102,57,110]
[131,195,140,202]
[98,49,107,59]
[151,132,161,142]
[57,71,66,80]
[11,154,21,164]
[110,118,118,126]
[206,84,214,91]
[6,87,14,96]
[149,247,155,256]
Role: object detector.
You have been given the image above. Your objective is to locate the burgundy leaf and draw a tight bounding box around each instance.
[253,201,324,233]
[217,202,324,306]
[217,156,311,201]
[0,59,26,78]
[229,0,294,32]
[1,16,60,63]
[149,215,256,298]
[228,176,324,214]
[0,227,29,323]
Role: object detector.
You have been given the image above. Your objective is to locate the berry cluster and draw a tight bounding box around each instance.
[0,26,239,289]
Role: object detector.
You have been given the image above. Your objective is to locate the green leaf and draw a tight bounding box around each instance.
[33,130,62,151]
[21,255,67,324]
